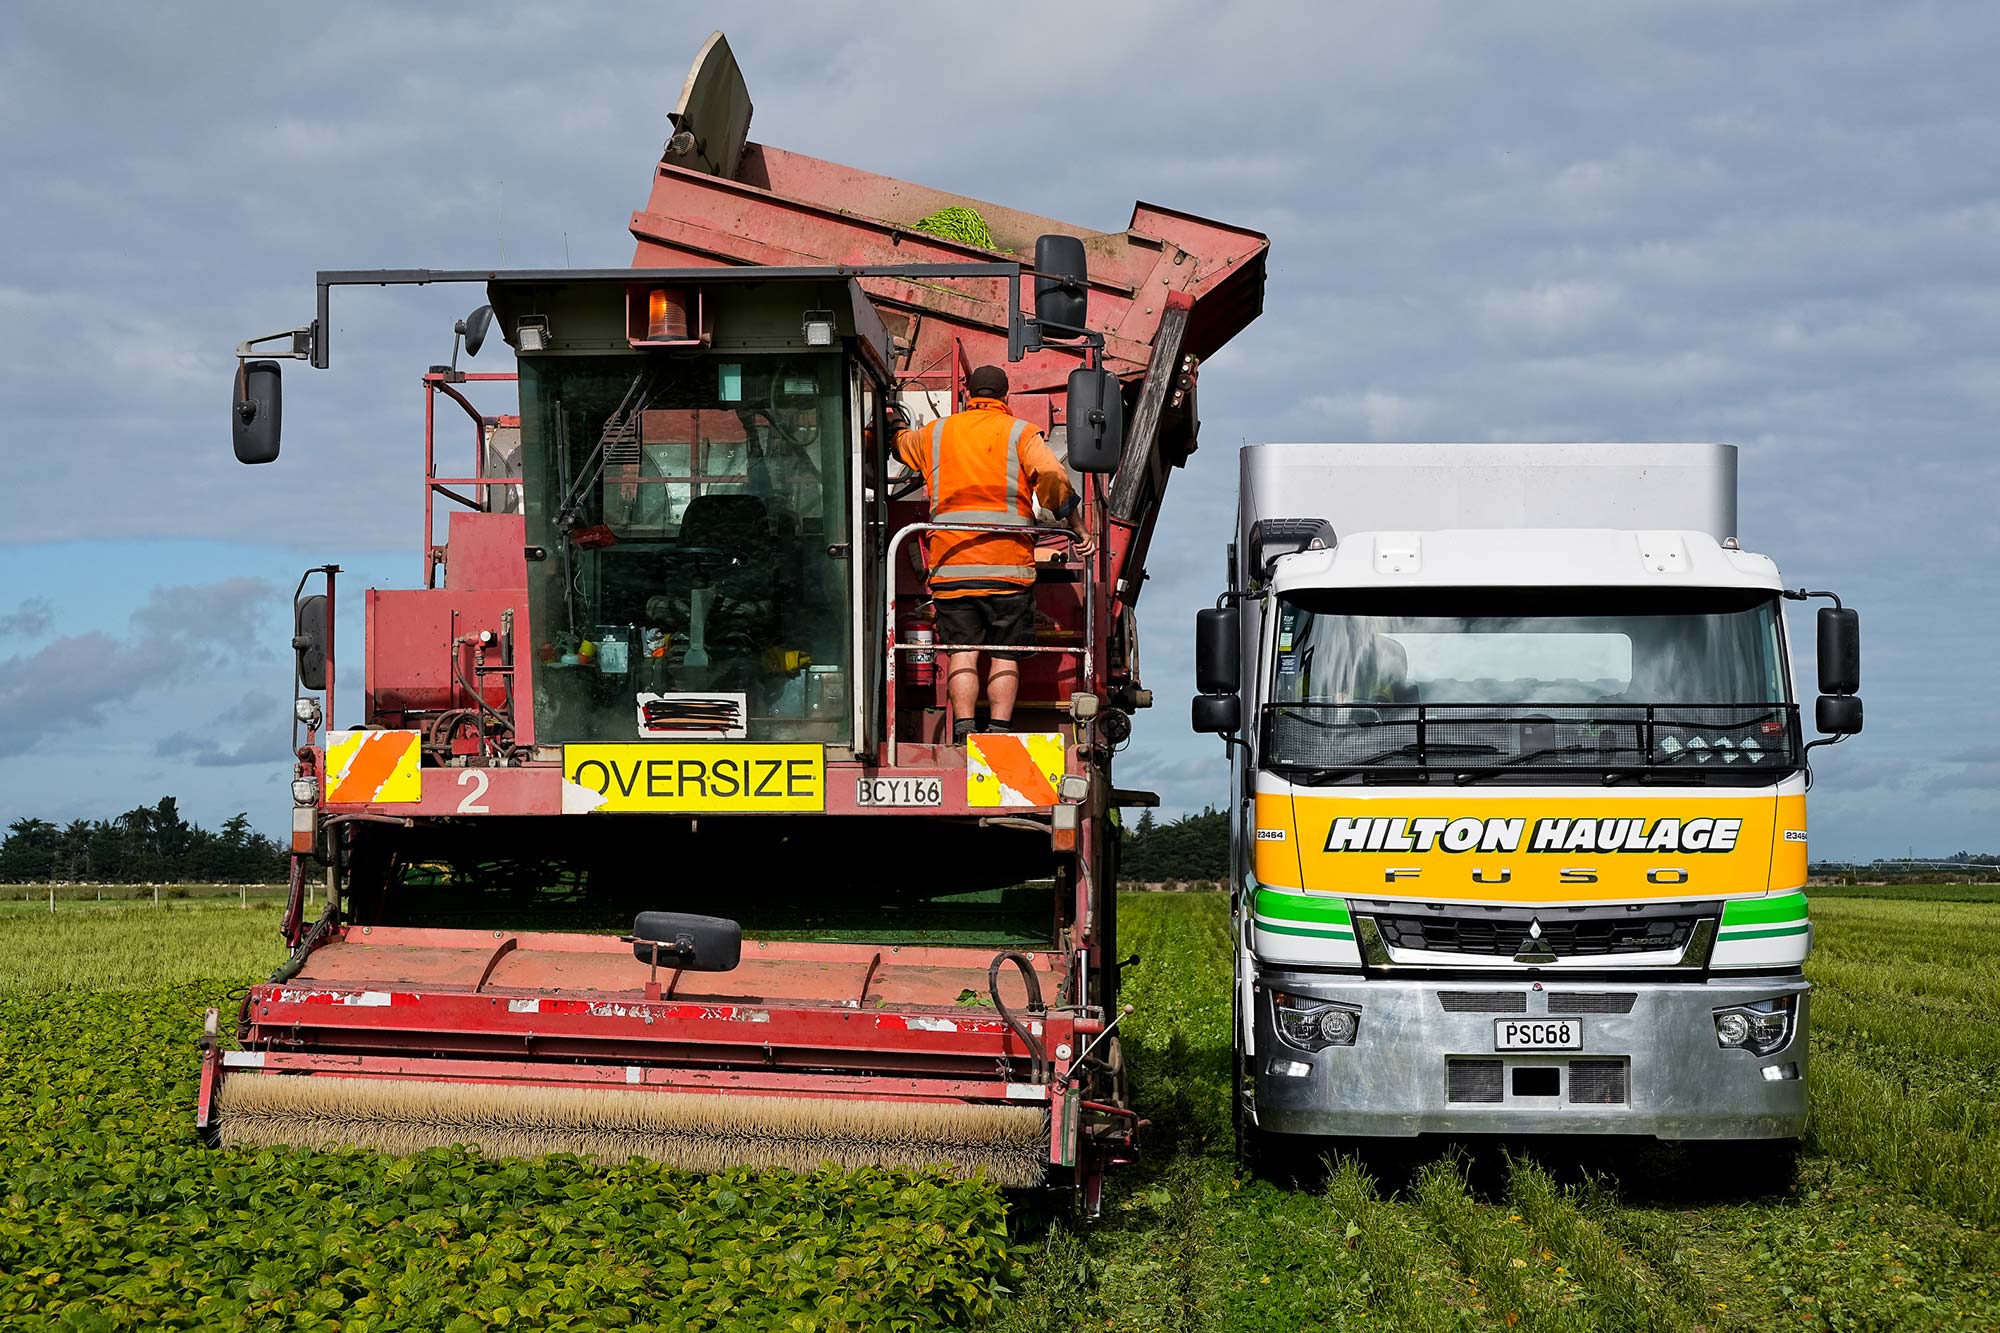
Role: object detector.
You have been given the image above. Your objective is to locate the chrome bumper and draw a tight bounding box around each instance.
[1248,972,1808,1141]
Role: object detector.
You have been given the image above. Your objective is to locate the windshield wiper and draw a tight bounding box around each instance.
[1451,744,1635,785]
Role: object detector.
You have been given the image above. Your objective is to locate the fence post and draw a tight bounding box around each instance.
[48,884,55,914]
[240,883,247,909]
[153,884,159,908]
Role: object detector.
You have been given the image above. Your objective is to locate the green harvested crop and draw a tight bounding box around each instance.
[910,206,996,250]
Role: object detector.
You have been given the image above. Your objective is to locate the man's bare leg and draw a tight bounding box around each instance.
[985,658,1020,727]
[947,651,982,742]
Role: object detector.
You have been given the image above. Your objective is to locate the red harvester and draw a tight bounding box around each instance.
[203,32,1265,1210]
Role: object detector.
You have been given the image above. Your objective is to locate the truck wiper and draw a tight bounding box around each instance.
[1451,744,1632,785]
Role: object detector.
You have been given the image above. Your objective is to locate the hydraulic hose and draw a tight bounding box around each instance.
[988,951,1049,1084]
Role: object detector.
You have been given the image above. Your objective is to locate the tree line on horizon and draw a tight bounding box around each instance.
[1119,807,1229,884]
[0,798,287,884]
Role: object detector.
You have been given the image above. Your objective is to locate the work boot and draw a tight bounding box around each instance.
[984,717,1013,733]
[952,718,978,745]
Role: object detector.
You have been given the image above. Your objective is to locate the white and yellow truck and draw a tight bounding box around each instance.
[1191,444,1862,1173]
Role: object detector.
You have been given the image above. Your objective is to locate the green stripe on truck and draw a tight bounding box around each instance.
[1255,919,1357,941]
[1716,924,1811,941]
[1720,891,1808,927]
[1253,889,1352,925]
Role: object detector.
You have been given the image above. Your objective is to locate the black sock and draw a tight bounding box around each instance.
[985,717,1013,732]
[952,718,978,743]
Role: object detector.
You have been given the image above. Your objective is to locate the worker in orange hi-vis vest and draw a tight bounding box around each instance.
[893,364,1097,745]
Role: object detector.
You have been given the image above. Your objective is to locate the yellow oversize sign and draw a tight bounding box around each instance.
[563,744,824,812]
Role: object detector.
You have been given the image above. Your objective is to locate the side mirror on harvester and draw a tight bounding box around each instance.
[629,911,743,972]
[1066,367,1124,473]
[233,360,283,464]
[1814,605,1862,736]
[1033,234,1088,334]
[293,594,330,693]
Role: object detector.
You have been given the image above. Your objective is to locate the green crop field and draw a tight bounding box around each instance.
[1,893,1995,1330]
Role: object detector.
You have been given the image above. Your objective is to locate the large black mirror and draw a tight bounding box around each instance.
[1817,607,1859,696]
[460,304,495,358]
[1192,693,1241,735]
[1066,367,1123,473]
[630,911,743,972]
[1194,606,1240,695]
[1816,694,1863,736]
[293,594,329,692]
[1034,234,1088,334]
[233,360,282,464]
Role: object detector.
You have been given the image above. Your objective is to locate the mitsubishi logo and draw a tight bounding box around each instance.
[1514,917,1557,965]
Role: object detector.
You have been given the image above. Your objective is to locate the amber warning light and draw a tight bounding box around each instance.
[647,288,689,341]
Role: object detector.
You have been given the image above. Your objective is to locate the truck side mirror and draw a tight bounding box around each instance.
[1034,234,1088,334]
[460,304,495,358]
[1192,693,1241,735]
[293,594,329,693]
[630,911,743,972]
[1066,367,1124,473]
[233,360,283,464]
[1815,694,1863,736]
[1817,607,1859,695]
[1194,606,1240,695]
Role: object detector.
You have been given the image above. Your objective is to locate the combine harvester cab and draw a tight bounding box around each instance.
[201,32,1266,1211]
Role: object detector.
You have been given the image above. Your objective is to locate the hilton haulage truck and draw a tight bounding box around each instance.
[1191,443,1862,1172]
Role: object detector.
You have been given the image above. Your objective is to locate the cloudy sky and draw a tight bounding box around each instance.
[1,2,1992,860]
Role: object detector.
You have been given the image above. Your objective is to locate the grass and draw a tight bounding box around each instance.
[3,888,1999,1328]
[0,898,288,992]
[1810,882,2000,904]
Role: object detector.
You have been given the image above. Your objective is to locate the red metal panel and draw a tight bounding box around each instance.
[364,588,524,719]
[443,511,527,591]
[628,145,1268,396]
[223,1050,1046,1105]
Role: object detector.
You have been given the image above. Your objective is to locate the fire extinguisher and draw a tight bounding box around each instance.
[900,609,937,691]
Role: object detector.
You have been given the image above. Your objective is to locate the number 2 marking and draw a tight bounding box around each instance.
[457,768,490,813]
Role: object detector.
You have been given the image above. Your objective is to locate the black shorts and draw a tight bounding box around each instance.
[933,591,1035,660]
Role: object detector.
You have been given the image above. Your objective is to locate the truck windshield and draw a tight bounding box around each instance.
[520,352,852,745]
[1265,588,1796,779]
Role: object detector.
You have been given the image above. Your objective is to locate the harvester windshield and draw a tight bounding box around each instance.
[521,351,854,745]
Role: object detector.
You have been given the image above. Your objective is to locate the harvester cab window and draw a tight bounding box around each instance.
[521,353,853,744]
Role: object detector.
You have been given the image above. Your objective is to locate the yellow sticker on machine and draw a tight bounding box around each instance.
[562,744,824,813]
[324,730,422,804]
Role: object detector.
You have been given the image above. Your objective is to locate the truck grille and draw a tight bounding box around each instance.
[1438,991,1528,1013]
[1548,992,1637,1014]
[1368,909,1705,959]
[1447,1059,1505,1103]
[1567,1060,1629,1104]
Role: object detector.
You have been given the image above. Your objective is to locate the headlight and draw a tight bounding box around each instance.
[1272,990,1361,1052]
[292,777,319,805]
[1713,996,1794,1056]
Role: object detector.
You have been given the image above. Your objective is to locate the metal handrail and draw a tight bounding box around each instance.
[884,520,1094,766]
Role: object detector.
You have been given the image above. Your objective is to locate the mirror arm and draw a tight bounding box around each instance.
[1782,588,1844,609]
[236,327,315,361]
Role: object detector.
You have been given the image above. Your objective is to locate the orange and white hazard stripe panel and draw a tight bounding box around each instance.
[965,733,1065,808]
[323,730,422,804]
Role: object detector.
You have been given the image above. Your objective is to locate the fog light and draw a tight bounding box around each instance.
[292,777,318,805]
[1761,1062,1800,1081]
[1266,1058,1311,1078]
[294,697,322,728]
[1715,1012,1752,1048]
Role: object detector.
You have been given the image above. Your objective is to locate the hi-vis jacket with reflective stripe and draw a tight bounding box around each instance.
[893,398,1080,599]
